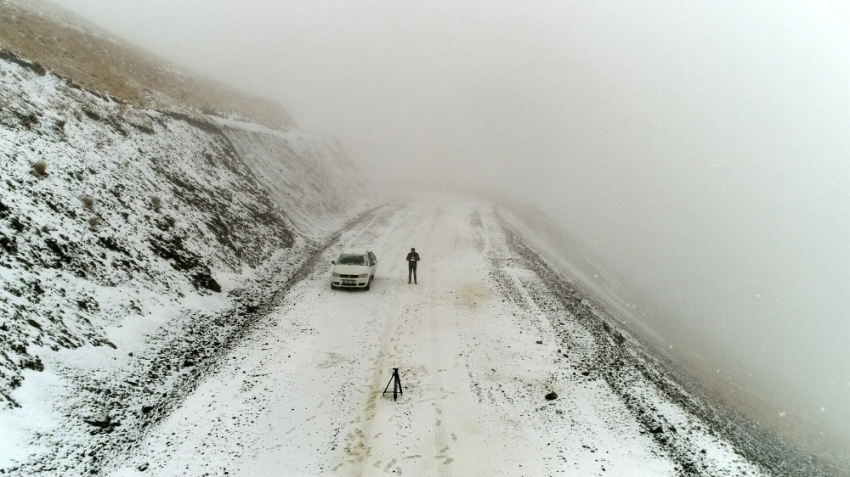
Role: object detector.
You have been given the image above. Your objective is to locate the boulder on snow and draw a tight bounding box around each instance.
[545,392,558,401]
[20,355,44,372]
[82,412,113,428]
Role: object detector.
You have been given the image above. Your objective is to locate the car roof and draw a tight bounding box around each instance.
[339,248,368,255]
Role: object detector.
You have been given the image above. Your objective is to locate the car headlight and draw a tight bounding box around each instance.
[332,273,341,278]
[359,273,369,278]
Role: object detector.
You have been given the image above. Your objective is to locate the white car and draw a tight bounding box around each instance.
[330,248,377,290]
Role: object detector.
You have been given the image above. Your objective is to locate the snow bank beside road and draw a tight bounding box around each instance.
[495,202,833,477]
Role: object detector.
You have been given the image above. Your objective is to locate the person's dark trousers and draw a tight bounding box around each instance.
[408,264,417,284]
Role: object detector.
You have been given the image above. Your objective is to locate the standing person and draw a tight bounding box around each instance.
[406,247,420,284]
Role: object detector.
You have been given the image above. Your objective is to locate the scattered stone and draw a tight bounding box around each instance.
[545,392,558,401]
[21,355,44,372]
[535,340,543,344]
[141,404,154,414]
[613,331,625,345]
[32,161,48,177]
[83,412,113,428]
[650,426,663,434]
[138,462,149,471]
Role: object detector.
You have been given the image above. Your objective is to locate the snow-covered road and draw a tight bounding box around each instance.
[108,198,766,477]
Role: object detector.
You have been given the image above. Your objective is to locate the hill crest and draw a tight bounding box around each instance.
[0,0,297,130]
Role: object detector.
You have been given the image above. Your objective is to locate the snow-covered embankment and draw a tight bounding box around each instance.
[0,49,372,472]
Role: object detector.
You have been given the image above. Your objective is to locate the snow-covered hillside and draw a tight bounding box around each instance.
[213,118,373,238]
[0,48,373,472]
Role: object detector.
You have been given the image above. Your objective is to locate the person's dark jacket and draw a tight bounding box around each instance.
[406,251,420,266]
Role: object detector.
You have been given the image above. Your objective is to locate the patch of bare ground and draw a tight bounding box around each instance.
[0,0,296,130]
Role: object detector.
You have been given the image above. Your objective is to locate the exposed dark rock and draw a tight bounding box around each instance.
[21,355,44,372]
[545,392,558,401]
[98,236,130,255]
[83,413,114,428]
[612,331,625,345]
[9,216,25,233]
[83,109,101,121]
[0,235,17,254]
[131,124,154,135]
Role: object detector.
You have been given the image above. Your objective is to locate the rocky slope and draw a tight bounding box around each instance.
[214,118,371,238]
[0,41,372,473]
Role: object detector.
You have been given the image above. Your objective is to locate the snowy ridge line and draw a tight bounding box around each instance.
[209,115,316,141]
[495,210,833,477]
[0,1,298,130]
[6,203,389,477]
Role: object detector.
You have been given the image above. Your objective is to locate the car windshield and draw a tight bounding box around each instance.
[337,254,367,266]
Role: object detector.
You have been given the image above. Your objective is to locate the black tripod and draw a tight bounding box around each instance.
[383,368,404,401]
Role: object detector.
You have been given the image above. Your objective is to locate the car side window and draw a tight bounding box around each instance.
[369,252,376,264]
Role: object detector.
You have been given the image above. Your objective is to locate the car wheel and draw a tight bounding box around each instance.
[365,279,371,291]
[331,283,337,290]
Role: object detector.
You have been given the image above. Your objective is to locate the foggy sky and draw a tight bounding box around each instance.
[48,0,850,447]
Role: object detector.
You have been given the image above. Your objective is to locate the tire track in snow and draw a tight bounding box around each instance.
[337,203,437,477]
